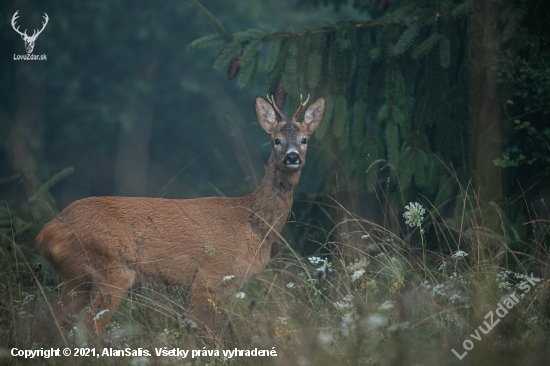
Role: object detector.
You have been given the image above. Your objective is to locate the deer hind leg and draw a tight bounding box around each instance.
[54,280,91,325]
[82,267,135,336]
[33,279,91,343]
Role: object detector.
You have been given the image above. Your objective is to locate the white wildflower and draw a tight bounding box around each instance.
[388,321,409,332]
[235,292,246,299]
[378,300,394,311]
[364,314,388,331]
[450,271,469,285]
[403,202,426,228]
[347,258,368,272]
[308,256,324,265]
[222,275,235,282]
[449,294,462,303]
[334,295,354,311]
[317,331,332,345]
[351,269,365,282]
[334,301,353,310]
[341,310,359,336]
[181,318,198,329]
[451,251,468,260]
[286,282,296,289]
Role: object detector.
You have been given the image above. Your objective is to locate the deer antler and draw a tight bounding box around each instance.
[11,11,28,38]
[266,95,286,122]
[29,13,49,40]
[291,94,310,122]
[12,11,49,41]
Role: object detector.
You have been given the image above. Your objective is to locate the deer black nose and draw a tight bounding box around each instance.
[285,152,301,165]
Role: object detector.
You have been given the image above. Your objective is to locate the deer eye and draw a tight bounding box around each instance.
[301,138,307,144]
[274,138,281,145]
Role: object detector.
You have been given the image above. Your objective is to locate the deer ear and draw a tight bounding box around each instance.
[255,96,277,134]
[303,97,326,134]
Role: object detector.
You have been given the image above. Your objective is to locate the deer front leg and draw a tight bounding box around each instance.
[189,272,230,341]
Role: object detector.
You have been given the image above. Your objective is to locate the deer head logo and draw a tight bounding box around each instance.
[11,11,49,54]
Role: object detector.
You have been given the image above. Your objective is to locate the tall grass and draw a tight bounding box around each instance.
[1,177,549,366]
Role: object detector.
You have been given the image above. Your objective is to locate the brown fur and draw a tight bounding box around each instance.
[34,96,326,340]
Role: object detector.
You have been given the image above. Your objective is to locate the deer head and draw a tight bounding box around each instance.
[255,94,326,172]
[12,11,49,54]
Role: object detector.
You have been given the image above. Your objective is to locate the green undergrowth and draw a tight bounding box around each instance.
[0,175,549,366]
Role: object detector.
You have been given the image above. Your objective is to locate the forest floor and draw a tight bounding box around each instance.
[1,196,550,366]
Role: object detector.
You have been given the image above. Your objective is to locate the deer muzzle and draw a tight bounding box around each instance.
[284,151,301,168]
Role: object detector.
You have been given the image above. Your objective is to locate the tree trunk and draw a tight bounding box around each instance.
[468,0,502,205]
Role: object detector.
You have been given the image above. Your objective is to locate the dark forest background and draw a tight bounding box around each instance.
[1,0,549,264]
[1,1,550,364]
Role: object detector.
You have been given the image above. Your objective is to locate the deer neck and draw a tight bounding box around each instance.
[247,151,301,240]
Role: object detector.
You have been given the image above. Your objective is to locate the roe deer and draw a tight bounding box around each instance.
[35,95,326,340]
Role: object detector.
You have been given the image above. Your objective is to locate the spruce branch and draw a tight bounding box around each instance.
[186,33,225,50]
[439,37,451,69]
[393,22,421,56]
[185,0,232,42]
[213,41,241,70]
[266,39,282,72]
[239,38,263,67]
[31,167,74,201]
[412,34,444,58]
